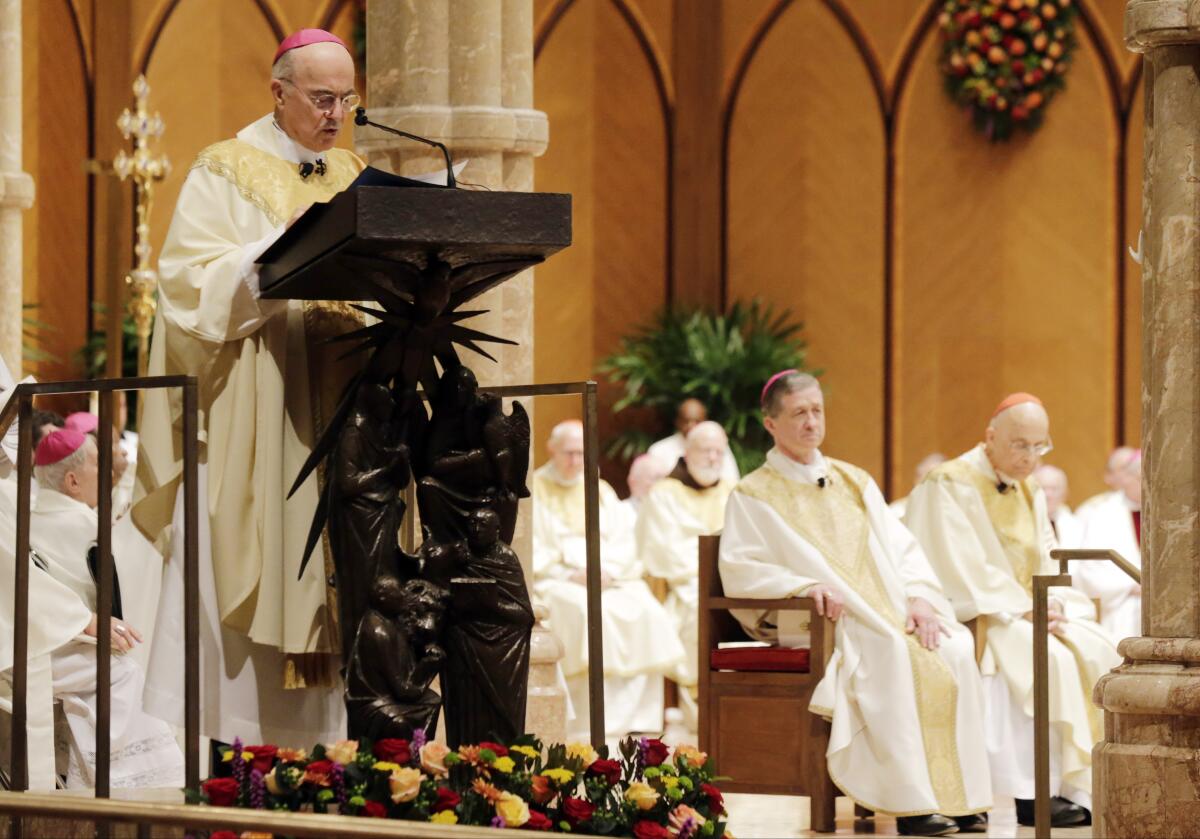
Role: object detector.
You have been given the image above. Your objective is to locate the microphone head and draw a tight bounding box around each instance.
[354,107,368,126]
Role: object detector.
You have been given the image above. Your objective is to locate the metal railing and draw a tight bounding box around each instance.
[1032,548,1141,836]
[0,376,200,838]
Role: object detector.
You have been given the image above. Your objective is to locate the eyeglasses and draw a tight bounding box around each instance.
[1010,439,1053,457]
[279,78,360,114]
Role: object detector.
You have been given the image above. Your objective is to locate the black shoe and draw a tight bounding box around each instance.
[896,814,960,836]
[1014,796,1089,827]
[953,813,988,833]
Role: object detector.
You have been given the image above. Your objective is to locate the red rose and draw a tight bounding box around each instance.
[362,800,388,818]
[373,738,411,765]
[477,741,508,758]
[525,809,554,831]
[643,739,669,767]
[201,777,240,807]
[244,744,277,775]
[209,832,239,839]
[433,786,461,813]
[304,759,333,775]
[563,797,596,827]
[587,758,622,786]
[700,782,725,816]
[633,821,672,839]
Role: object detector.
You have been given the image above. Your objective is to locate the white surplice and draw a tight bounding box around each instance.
[136,114,365,745]
[904,445,1121,808]
[719,448,992,818]
[531,464,684,738]
[646,433,740,485]
[1073,490,1141,640]
[636,474,735,688]
[1048,505,1084,549]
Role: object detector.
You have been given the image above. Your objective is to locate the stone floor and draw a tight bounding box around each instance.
[723,794,1094,838]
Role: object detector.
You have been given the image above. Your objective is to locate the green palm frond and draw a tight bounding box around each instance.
[599,298,818,474]
[22,303,59,364]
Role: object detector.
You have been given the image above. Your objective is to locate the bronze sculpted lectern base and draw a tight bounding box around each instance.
[257,178,571,747]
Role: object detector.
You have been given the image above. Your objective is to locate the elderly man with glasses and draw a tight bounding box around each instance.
[134,29,366,747]
[904,394,1120,829]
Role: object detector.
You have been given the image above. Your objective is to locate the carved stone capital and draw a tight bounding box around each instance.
[1126,0,1200,52]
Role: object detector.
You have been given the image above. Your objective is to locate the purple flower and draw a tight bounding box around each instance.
[491,816,507,829]
[231,737,247,787]
[331,761,347,805]
[411,727,427,752]
[249,768,265,809]
[678,817,698,839]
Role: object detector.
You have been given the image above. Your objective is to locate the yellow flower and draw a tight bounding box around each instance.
[239,833,274,839]
[324,739,359,765]
[624,781,660,811]
[542,767,574,785]
[495,792,531,828]
[510,744,539,759]
[492,756,516,774]
[565,742,598,768]
[264,767,282,795]
[430,811,459,825]
[662,775,679,788]
[222,750,254,763]
[372,761,402,773]
[276,748,307,762]
[420,741,451,777]
[388,767,423,803]
[673,744,708,769]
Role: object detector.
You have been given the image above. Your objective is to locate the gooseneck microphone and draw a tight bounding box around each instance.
[354,107,457,188]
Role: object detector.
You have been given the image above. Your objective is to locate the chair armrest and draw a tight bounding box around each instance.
[708,595,818,612]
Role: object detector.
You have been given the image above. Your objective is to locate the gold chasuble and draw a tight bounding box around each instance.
[135,113,365,744]
[904,444,1122,806]
[719,449,992,818]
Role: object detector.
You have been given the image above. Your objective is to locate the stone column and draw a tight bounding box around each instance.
[0,0,35,375]
[362,0,563,740]
[1092,4,1200,835]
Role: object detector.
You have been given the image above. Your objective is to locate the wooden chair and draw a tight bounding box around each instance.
[697,533,840,832]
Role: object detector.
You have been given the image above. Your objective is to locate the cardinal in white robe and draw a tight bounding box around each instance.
[647,398,739,485]
[133,29,367,745]
[1034,464,1083,550]
[21,428,183,789]
[1073,451,1142,640]
[905,393,1121,828]
[532,420,684,740]
[637,421,735,727]
[620,453,668,522]
[720,371,991,837]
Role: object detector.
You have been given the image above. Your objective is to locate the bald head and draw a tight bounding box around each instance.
[1034,464,1069,515]
[627,454,667,499]
[271,40,356,153]
[1104,446,1138,487]
[985,400,1051,481]
[547,419,584,482]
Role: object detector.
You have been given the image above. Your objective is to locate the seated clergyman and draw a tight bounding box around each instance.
[532,419,684,740]
[719,371,991,837]
[637,421,736,726]
[22,428,183,789]
[904,393,1121,828]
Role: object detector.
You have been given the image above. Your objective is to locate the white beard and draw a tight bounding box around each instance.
[688,462,723,488]
[547,463,583,487]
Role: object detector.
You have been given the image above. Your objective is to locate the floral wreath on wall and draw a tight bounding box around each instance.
[938,0,1079,140]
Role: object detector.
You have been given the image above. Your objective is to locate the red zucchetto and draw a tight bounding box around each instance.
[273,29,349,65]
[991,392,1043,419]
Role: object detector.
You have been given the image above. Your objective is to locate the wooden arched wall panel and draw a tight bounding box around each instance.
[835,0,928,88]
[533,0,670,481]
[144,0,280,267]
[725,0,887,482]
[893,23,1117,501]
[1123,83,1144,451]
[24,0,92,382]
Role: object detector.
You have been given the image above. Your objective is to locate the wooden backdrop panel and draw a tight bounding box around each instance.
[725,0,886,483]
[720,0,776,91]
[533,0,598,457]
[1124,83,1143,452]
[893,24,1117,501]
[1089,0,1139,79]
[837,0,928,87]
[22,0,91,383]
[634,0,674,71]
[533,0,669,482]
[145,0,281,271]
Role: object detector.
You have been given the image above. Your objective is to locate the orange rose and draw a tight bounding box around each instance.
[673,745,708,770]
[420,742,451,777]
[530,774,555,805]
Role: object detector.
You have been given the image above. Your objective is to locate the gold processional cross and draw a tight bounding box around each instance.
[112,74,169,376]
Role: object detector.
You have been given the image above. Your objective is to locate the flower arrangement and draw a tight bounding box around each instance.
[194,731,731,838]
[938,0,1079,140]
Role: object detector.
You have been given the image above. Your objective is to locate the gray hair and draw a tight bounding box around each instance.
[34,435,95,493]
[762,372,821,417]
[548,419,583,449]
[271,51,296,81]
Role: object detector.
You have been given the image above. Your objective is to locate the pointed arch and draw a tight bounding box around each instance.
[136,0,286,74]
